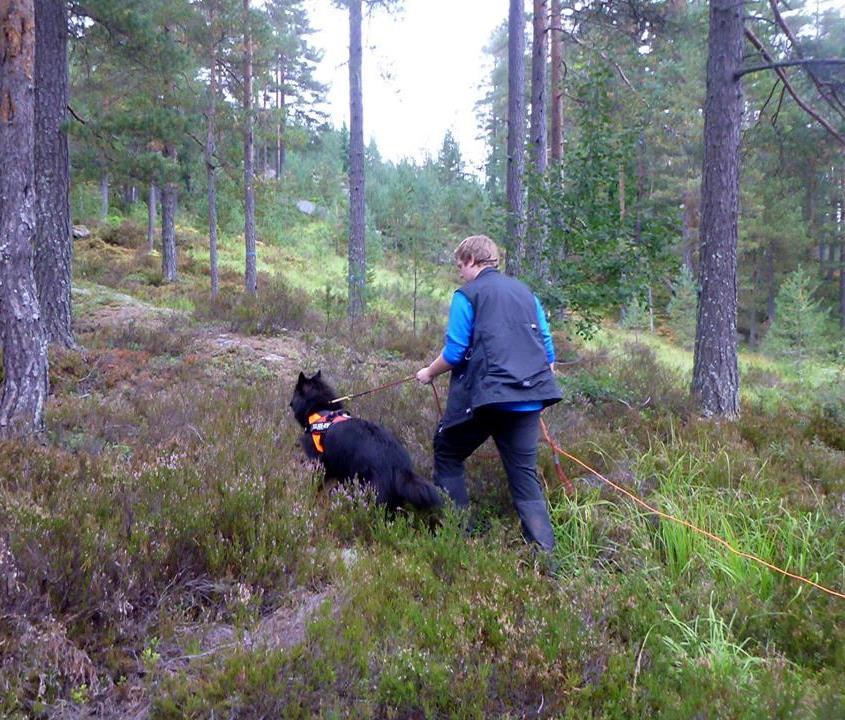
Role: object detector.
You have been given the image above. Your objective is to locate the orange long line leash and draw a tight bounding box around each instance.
[539,417,845,601]
[332,373,845,600]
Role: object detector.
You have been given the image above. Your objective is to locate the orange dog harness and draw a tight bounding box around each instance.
[306,410,351,454]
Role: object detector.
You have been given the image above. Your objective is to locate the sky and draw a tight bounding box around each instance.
[304,0,507,173]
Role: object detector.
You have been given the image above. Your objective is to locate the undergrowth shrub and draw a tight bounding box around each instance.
[193,273,314,334]
[342,312,444,361]
[92,315,197,357]
[153,517,584,719]
[99,219,147,249]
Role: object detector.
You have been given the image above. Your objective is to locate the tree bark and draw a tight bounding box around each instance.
[161,143,178,283]
[839,242,845,332]
[347,0,366,319]
[526,0,548,277]
[276,54,286,178]
[0,0,49,438]
[550,0,563,166]
[243,0,257,295]
[692,0,742,418]
[34,0,74,348]
[681,187,697,273]
[841,155,845,330]
[765,243,776,322]
[146,182,156,253]
[99,170,109,219]
[506,0,526,277]
[207,41,219,299]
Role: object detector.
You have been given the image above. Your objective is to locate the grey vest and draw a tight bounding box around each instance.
[441,268,562,430]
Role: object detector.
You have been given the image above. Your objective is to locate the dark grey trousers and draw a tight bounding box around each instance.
[433,408,555,552]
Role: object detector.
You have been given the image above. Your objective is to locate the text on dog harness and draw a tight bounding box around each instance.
[306,410,351,454]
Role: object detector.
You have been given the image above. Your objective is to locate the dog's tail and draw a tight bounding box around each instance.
[397,470,443,510]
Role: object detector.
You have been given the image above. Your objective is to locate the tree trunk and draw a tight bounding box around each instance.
[161,143,178,283]
[765,243,776,322]
[33,0,74,348]
[0,0,49,439]
[681,187,697,273]
[550,0,563,166]
[618,163,626,221]
[100,170,109,219]
[259,87,267,177]
[841,156,845,330]
[347,0,366,319]
[276,54,286,178]
[506,0,526,277]
[243,0,257,295]
[526,0,548,278]
[634,130,645,244]
[840,241,844,331]
[692,0,742,418]
[207,44,219,299]
[146,182,156,252]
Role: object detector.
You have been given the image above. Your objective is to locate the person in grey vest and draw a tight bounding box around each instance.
[416,235,562,553]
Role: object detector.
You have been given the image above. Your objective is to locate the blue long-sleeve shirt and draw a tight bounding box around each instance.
[442,291,555,412]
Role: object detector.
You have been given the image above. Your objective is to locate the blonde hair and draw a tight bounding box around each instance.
[454,235,500,268]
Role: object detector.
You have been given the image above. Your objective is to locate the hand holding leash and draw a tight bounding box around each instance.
[416,367,433,385]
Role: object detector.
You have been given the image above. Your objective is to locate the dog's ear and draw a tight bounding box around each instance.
[297,371,307,385]
[312,370,322,381]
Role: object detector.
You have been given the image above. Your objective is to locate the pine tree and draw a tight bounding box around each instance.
[692,0,743,418]
[505,0,526,277]
[0,0,49,438]
[667,265,699,350]
[34,0,75,348]
[763,266,832,363]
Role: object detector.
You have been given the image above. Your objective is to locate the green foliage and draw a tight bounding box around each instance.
[193,274,315,334]
[762,266,833,363]
[5,275,845,716]
[620,292,651,332]
[666,265,699,350]
[536,66,677,338]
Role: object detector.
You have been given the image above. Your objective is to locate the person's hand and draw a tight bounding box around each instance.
[416,367,433,385]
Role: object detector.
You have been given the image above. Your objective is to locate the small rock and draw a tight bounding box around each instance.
[296,200,316,215]
[261,354,286,363]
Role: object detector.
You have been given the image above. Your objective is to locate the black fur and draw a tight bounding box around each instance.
[290,371,442,511]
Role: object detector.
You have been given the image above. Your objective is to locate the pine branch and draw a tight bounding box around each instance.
[744,27,845,147]
[768,0,845,118]
[549,24,634,91]
[735,58,845,80]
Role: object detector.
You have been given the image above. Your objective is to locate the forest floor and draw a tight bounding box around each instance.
[3,220,845,719]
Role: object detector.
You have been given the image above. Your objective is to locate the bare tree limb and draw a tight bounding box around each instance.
[736,58,845,79]
[772,83,787,127]
[67,104,86,125]
[549,24,634,90]
[744,26,845,147]
[768,0,845,118]
[753,79,781,128]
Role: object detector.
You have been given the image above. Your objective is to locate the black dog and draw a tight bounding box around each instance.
[290,371,441,511]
